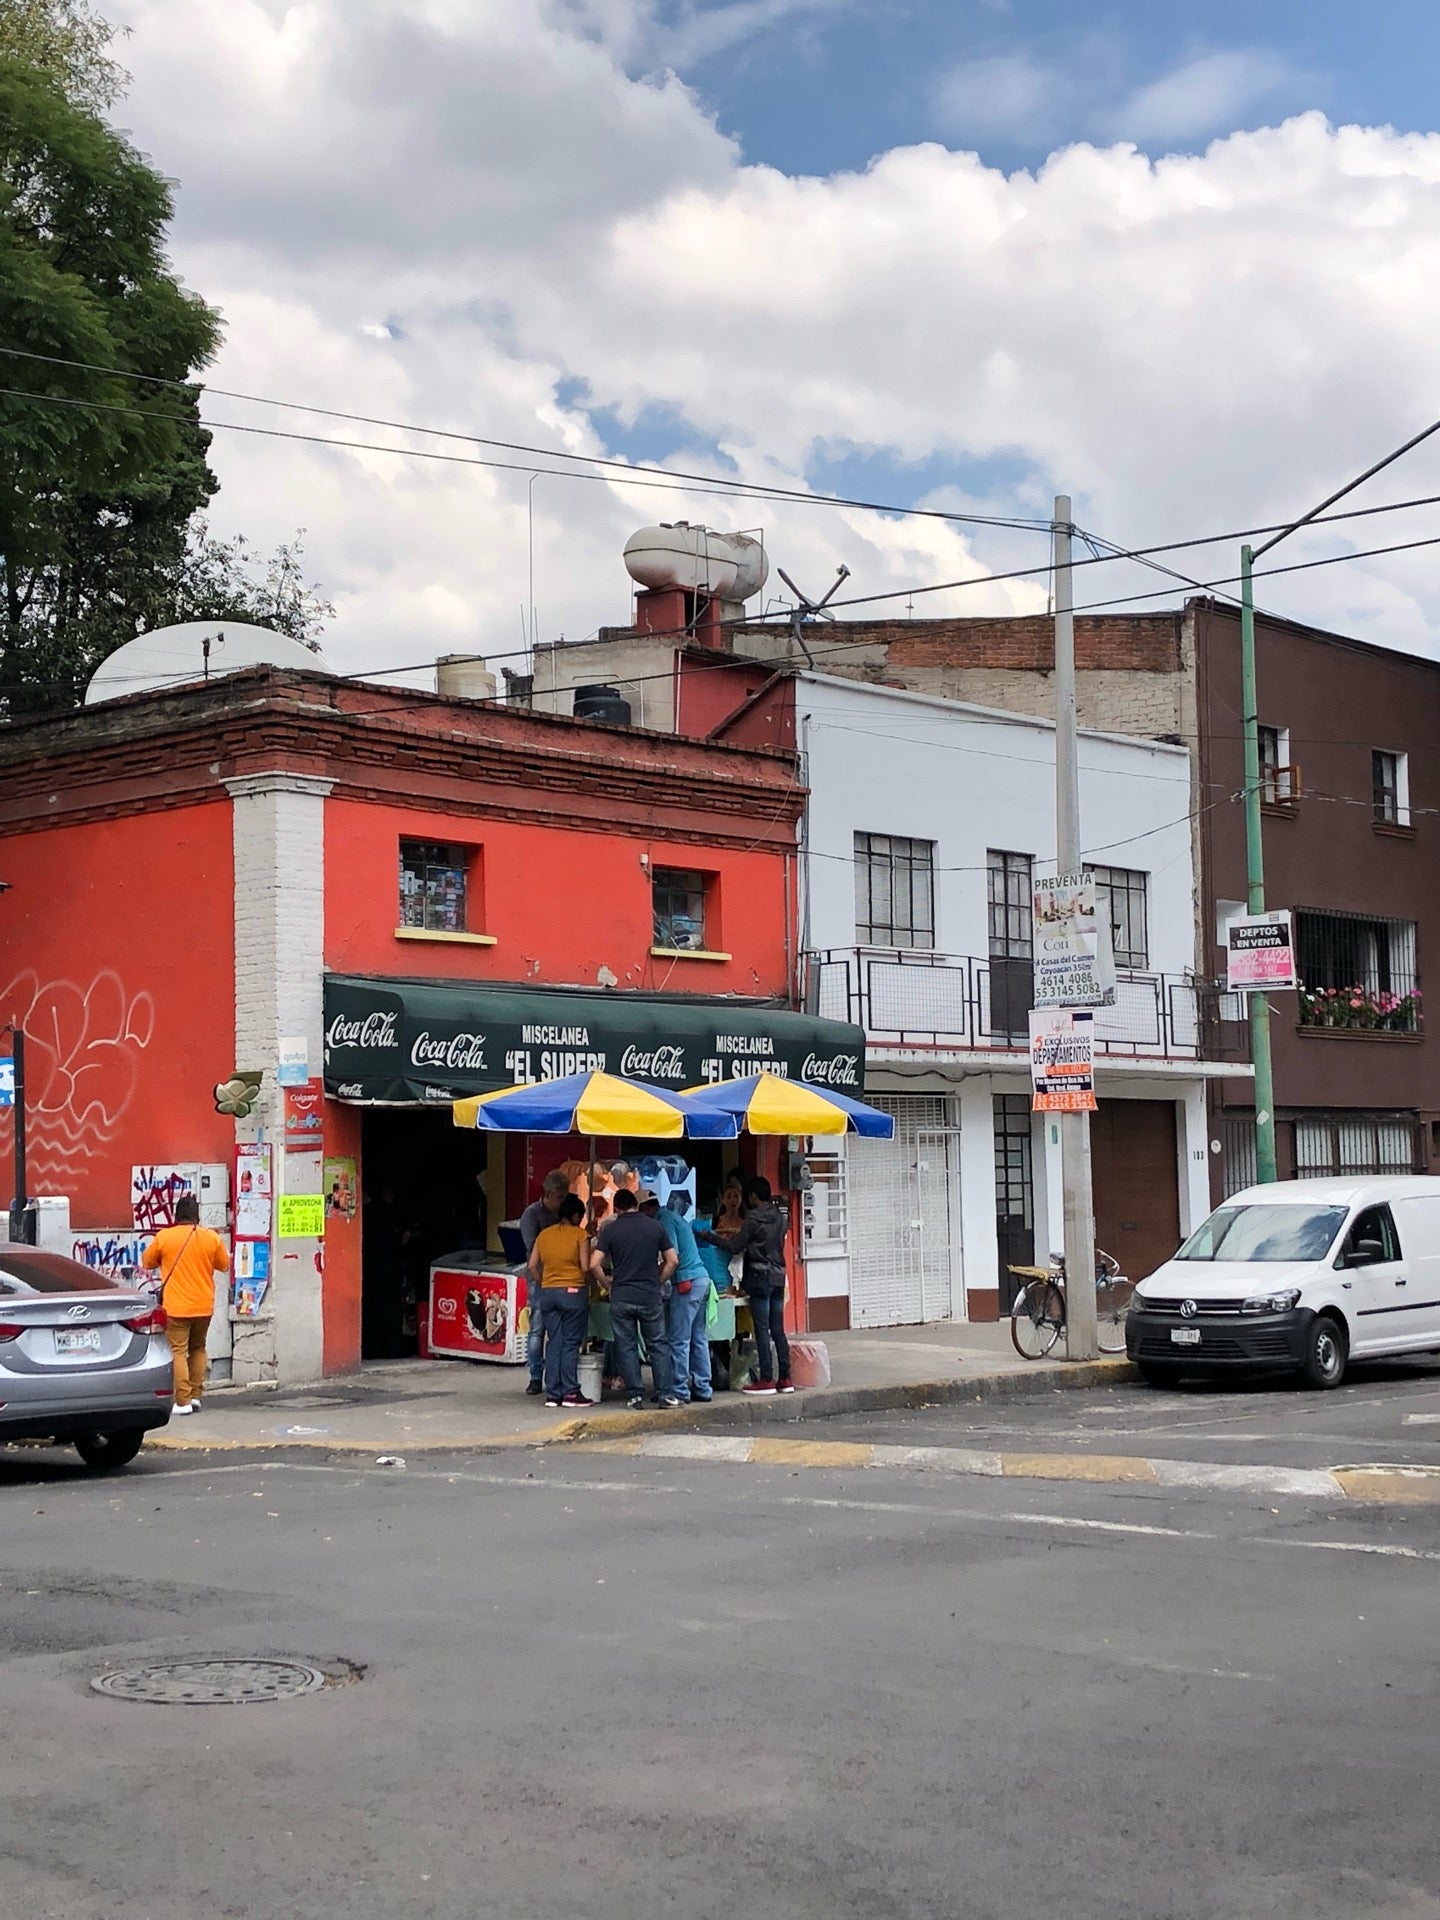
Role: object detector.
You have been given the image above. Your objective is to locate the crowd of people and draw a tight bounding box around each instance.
[518,1161,794,1410]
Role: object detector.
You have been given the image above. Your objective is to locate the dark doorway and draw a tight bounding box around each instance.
[361,1110,491,1359]
[1090,1100,1181,1285]
[993,1093,1035,1311]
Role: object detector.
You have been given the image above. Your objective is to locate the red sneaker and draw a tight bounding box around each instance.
[741,1377,777,1396]
[775,1377,797,1394]
[561,1393,594,1408]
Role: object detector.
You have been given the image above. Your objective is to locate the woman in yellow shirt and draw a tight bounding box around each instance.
[141,1195,231,1416]
[527,1195,592,1409]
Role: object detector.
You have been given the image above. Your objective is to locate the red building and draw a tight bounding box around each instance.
[0,666,861,1382]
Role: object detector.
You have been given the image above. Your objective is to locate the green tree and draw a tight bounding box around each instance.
[0,0,126,112]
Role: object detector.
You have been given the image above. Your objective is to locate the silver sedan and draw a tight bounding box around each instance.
[0,1246,173,1471]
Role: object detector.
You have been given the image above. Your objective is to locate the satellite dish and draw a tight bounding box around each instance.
[84,621,329,705]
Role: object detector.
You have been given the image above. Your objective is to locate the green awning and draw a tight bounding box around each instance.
[323,974,867,1106]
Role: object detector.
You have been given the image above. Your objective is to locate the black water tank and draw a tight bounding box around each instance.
[573,683,633,726]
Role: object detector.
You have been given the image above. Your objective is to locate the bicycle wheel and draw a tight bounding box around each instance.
[1010,1280,1066,1359]
[1094,1275,1135,1354]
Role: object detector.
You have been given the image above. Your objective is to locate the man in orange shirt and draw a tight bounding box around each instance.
[142,1194,231,1416]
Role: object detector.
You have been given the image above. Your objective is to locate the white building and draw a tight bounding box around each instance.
[796,673,1249,1332]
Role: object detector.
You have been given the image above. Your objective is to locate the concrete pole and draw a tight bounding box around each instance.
[1238,545,1278,1183]
[1053,498,1098,1359]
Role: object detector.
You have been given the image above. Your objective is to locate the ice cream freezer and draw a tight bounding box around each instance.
[427,1252,528,1364]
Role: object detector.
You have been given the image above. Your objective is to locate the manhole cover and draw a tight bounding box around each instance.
[91,1658,329,1705]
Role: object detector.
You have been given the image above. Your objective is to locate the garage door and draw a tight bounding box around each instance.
[1090,1100,1181,1285]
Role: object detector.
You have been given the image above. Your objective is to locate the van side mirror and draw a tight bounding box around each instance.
[1347,1237,1386,1267]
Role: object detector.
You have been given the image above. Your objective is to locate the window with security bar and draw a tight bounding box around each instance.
[1087,864,1149,971]
[854,833,935,949]
[399,840,473,933]
[1372,749,1409,826]
[1295,908,1420,1031]
[1294,1113,1418,1177]
[987,850,1033,1039]
[802,1147,848,1253]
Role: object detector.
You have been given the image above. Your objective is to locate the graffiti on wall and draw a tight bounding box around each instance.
[0,971,155,1188]
[70,1232,149,1276]
[130,1165,196,1232]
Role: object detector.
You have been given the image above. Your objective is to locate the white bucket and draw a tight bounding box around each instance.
[577,1352,604,1404]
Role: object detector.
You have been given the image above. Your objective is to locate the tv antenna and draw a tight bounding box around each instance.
[776,563,850,666]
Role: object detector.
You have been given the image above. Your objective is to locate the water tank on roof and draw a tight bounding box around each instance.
[623,523,768,602]
[436,654,498,701]
[573,684,633,726]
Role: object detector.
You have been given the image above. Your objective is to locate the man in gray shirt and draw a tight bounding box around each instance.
[518,1170,569,1395]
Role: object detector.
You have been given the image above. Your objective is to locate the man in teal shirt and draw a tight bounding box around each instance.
[644,1190,713,1404]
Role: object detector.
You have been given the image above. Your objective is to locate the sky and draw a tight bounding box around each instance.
[101,0,1440,682]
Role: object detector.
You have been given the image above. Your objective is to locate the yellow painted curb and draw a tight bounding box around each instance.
[750,1437,874,1469]
[1333,1466,1440,1504]
[147,1428,556,1454]
[1001,1451,1160,1484]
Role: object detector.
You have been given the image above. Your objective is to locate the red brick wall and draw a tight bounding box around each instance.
[758,614,1182,674]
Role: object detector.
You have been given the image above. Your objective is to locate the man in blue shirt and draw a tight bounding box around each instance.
[646,1190,713,1405]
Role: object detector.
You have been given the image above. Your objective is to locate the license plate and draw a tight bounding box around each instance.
[54,1328,102,1354]
[1170,1327,1202,1346]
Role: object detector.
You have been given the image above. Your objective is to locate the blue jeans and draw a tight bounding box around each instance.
[666,1278,712,1402]
[539,1287,589,1400]
[525,1274,544,1384]
[749,1289,789,1384]
[610,1297,672,1400]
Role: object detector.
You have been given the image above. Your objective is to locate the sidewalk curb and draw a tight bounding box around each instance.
[146,1358,1135,1457]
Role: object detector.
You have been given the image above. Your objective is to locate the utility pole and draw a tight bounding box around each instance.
[7,1026,27,1243]
[1053,497,1098,1359]
[1237,412,1440,1183]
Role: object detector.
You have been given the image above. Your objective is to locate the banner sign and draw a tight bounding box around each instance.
[1029,1009,1098,1113]
[322,975,867,1105]
[1227,910,1296,992]
[1032,873,1116,1009]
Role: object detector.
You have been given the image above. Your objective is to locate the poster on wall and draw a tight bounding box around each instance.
[277,1193,325,1239]
[1226,910,1296,992]
[283,1081,325,1154]
[1028,1009,1098,1113]
[232,1239,271,1316]
[277,1037,310,1087]
[234,1142,273,1241]
[131,1165,197,1232]
[324,1156,357,1220]
[1032,873,1117,1009]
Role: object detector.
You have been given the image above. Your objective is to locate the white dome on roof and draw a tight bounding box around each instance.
[84,621,328,705]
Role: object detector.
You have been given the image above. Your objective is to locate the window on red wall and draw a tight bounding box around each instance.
[652,866,719,951]
[399,840,484,933]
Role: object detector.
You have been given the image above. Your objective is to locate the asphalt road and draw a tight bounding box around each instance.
[5,1375,1440,1920]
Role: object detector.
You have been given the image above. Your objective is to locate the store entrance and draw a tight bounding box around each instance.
[361,1109,491,1359]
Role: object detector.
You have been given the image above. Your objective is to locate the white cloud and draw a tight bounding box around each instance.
[105,3,1440,684]
[1101,49,1306,145]
[932,51,1061,144]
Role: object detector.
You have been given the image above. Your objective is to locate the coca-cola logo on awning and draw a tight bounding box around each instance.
[411,1031,488,1073]
[326,1010,398,1050]
[802,1052,860,1088]
[619,1044,686,1081]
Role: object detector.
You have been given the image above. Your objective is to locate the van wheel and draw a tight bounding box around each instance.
[1301,1316,1347,1390]
[74,1430,145,1473]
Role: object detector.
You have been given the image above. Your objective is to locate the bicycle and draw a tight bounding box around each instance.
[1008,1249,1133,1358]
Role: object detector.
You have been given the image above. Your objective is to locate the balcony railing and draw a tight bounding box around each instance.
[806,946,1245,1061]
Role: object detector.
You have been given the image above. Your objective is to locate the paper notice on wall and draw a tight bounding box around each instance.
[277,1193,325,1239]
[1029,1009,1098,1113]
[1227,910,1296,991]
[1032,873,1116,1009]
[232,1239,271,1316]
[234,1142,273,1241]
[277,1037,310,1087]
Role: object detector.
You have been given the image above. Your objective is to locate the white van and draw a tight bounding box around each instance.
[1126,1175,1440,1389]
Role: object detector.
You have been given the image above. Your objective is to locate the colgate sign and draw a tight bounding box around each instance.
[620,1044,686,1081]
[326,1010,398,1051]
[411,1030,488,1073]
[802,1052,860,1088]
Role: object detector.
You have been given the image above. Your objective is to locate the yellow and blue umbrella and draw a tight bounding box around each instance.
[681,1071,894,1139]
[453,1069,737,1139]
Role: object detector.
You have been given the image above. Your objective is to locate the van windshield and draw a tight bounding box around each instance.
[1175,1205,1348,1263]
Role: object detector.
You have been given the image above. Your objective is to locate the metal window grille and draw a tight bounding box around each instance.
[854,833,936,950]
[1294,1113,1419,1178]
[993,1094,1035,1307]
[1372,750,1401,825]
[1087,864,1149,971]
[986,850,1033,959]
[1295,907,1419,1029]
[1222,1113,1257,1197]
[802,1146,847,1253]
[399,840,469,933]
[653,867,708,950]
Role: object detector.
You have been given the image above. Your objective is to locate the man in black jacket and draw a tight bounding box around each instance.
[714,1175,793,1395]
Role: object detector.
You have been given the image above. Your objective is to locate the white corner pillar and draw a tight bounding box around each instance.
[226,772,332,1386]
[1179,1083,1210,1239]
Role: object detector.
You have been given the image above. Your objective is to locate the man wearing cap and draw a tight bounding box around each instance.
[591,1188,678,1410]
[646,1190,713,1405]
